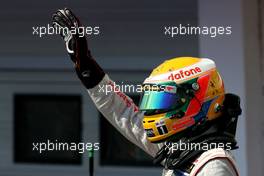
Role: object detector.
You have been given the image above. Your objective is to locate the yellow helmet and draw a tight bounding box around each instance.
[139,57,225,143]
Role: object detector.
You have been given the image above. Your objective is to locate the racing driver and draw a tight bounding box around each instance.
[52,8,242,176]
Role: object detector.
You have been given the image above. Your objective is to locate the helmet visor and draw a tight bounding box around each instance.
[139,84,181,111]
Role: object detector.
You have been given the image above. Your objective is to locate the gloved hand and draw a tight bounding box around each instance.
[52,8,105,89]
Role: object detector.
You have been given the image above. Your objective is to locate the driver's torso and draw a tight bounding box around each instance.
[87,75,239,176]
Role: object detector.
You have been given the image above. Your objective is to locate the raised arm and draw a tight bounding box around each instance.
[52,8,161,157]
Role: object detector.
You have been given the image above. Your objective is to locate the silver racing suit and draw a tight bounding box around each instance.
[87,74,239,176]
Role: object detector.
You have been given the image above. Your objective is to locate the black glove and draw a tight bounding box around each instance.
[52,8,105,89]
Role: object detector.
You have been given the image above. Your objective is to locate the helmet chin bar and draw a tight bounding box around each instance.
[153,93,241,171]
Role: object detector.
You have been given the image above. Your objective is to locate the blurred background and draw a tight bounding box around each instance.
[0,0,263,176]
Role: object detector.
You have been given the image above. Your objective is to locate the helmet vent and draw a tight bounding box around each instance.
[148,120,155,123]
